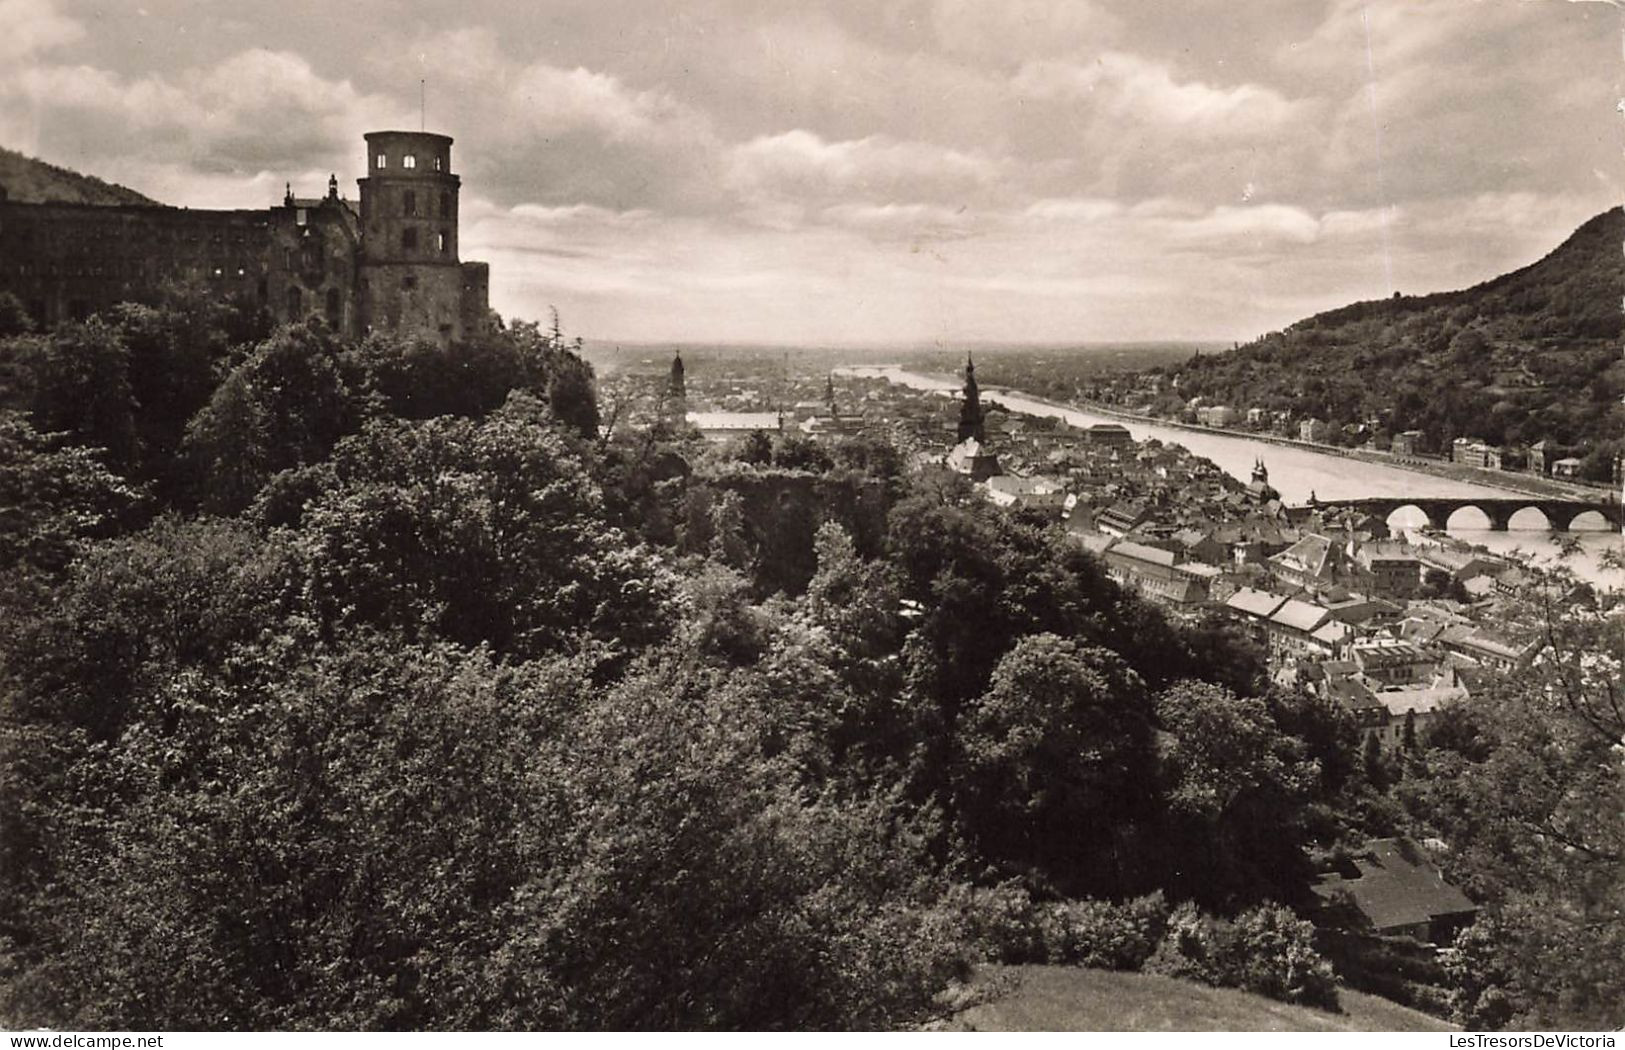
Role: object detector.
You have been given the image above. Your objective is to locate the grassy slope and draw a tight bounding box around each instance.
[0,146,157,206]
[946,966,1457,1032]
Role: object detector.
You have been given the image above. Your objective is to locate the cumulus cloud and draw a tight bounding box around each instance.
[726,130,1005,209]
[0,0,82,63]
[1014,51,1317,140]
[0,0,1614,344]
[1,42,395,196]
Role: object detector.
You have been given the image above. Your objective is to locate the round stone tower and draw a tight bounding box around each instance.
[356,130,466,341]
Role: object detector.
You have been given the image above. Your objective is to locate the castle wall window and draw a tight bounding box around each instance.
[402,275,417,290]
[403,155,416,170]
[375,153,388,169]
[432,156,443,171]
[402,227,418,250]
[437,230,447,253]
[403,191,417,216]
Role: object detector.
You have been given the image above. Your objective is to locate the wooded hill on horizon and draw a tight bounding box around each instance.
[0,146,158,206]
[1155,207,1623,479]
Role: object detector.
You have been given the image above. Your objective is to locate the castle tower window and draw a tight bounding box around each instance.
[402,227,418,250]
[437,230,447,253]
[403,155,416,170]
[375,153,388,169]
[432,156,443,172]
[403,191,417,216]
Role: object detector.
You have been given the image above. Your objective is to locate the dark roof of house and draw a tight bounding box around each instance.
[1312,837,1477,933]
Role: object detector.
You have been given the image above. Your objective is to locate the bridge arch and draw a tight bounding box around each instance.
[1505,506,1556,531]
[1383,504,1436,532]
[1443,505,1495,531]
[1563,508,1614,532]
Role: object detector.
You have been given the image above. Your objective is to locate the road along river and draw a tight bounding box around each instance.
[842,366,1623,589]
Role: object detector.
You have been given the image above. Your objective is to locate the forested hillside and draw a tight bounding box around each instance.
[0,146,158,206]
[1154,208,1624,476]
[0,288,1619,1030]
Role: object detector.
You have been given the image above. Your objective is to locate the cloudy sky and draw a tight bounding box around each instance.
[1,0,1619,345]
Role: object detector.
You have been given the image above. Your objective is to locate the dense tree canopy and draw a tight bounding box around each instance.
[1,294,1610,1029]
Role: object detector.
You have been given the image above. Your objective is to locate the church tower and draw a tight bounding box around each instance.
[956,353,985,444]
[665,350,688,423]
[357,130,485,344]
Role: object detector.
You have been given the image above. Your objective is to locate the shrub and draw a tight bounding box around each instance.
[1144,901,1230,986]
[1040,893,1169,970]
[957,883,1044,964]
[1229,905,1341,1011]
[1147,902,1340,1012]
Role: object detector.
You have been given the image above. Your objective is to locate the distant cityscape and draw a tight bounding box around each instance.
[610,348,1614,783]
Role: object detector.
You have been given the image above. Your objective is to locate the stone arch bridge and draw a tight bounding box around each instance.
[1316,496,1621,532]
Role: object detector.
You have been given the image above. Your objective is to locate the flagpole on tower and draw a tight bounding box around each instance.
[420,79,426,131]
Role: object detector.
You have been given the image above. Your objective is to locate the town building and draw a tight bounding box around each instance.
[1311,838,1477,944]
[1096,500,1152,537]
[1080,423,1133,446]
[1451,438,1503,470]
[1526,439,1559,476]
[1354,542,1421,599]
[687,411,783,441]
[1099,539,1213,611]
[1349,638,1434,686]
[1390,431,1424,456]
[984,474,1067,511]
[1268,533,1346,592]
[1196,405,1238,427]
[0,130,491,345]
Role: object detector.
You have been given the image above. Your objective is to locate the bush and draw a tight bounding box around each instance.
[957,883,1044,964]
[958,889,1169,971]
[1145,901,1230,986]
[1039,894,1169,970]
[1147,902,1340,1012]
[1229,905,1341,1011]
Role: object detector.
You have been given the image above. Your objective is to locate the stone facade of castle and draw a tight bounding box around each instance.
[0,131,490,344]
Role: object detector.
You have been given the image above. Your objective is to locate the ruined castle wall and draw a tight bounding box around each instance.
[0,202,274,327]
[2,129,490,346]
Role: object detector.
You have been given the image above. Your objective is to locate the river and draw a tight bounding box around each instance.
[842,366,1623,590]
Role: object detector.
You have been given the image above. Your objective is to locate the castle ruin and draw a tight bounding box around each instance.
[0,130,490,344]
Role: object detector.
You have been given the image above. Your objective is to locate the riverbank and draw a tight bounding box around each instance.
[1015,395,1613,505]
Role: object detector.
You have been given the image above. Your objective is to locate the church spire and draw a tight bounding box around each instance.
[662,350,687,426]
[956,352,984,444]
